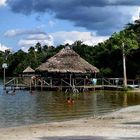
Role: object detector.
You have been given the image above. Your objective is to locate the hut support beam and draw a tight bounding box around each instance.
[30,79,32,92]
[75,79,84,86]
[50,79,52,88]
[61,79,71,86]
[70,74,72,86]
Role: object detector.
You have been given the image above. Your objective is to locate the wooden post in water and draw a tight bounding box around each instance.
[3,67,6,89]
[50,78,52,88]
[30,79,32,92]
[16,78,18,88]
[60,79,62,91]
[102,78,104,90]
[41,80,43,91]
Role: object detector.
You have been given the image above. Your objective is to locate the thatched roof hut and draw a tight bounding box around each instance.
[36,47,99,74]
[23,66,35,73]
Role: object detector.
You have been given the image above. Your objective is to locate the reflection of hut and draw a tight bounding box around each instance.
[36,47,99,91]
[23,66,35,77]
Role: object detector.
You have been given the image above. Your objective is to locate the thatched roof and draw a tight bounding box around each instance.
[36,47,99,73]
[23,66,35,73]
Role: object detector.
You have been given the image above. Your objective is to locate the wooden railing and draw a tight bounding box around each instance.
[4,77,140,90]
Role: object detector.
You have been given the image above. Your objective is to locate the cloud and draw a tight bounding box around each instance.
[0,0,6,6]
[48,20,55,28]
[4,28,46,37]
[6,0,140,35]
[131,7,140,21]
[26,34,49,40]
[18,30,108,52]
[51,31,109,46]
[0,43,10,52]
[18,34,53,52]
[6,0,140,12]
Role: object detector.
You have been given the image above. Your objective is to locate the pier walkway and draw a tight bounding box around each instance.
[3,77,139,92]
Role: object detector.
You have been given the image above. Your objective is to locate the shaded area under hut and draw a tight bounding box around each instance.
[35,46,99,92]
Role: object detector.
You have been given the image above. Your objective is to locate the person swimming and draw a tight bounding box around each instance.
[71,99,75,104]
[67,97,71,104]
[67,97,75,104]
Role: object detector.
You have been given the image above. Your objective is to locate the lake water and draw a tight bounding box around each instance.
[0,82,140,128]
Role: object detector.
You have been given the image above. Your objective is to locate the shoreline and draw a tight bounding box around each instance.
[0,105,140,140]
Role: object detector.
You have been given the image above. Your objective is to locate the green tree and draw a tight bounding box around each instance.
[112,30,138,87]
[35,42,42,52]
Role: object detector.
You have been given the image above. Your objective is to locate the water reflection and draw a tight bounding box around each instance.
[0,87,140,128]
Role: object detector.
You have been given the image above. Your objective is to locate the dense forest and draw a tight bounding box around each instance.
[1,20,140,79]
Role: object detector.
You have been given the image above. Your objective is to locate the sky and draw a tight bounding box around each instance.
[0,0,140,52]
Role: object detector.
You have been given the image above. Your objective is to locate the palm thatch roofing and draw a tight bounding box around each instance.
[23,66,35,73]
[36,47,99,73]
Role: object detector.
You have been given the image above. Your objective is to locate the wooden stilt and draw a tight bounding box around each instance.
[50,79,52,88]
[30,79,32,92]
[41,80,43,91]
[70,74,72,86]
[35,78,36,89]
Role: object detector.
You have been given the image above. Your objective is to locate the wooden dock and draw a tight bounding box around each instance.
[4,77,138,92]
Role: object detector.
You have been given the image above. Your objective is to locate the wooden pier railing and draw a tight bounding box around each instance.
[3,77,140,91]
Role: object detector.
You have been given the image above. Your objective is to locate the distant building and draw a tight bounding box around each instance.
[23,66,35,77]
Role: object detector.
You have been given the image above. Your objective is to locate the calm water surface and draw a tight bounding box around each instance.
[0,82,140,128]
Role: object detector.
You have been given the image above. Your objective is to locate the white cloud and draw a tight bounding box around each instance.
[0,0,6,6]
[64,40,74,45]
[4,29,19,37]
[27,34,49,40]
[0,43,10,52]
[4,29,46,37]
[51,31,109,46]
[48,20,55,28]
[131,6,140,21]
[18,34,54,52]
[17,30,108,51]
[21,46,29,53]
[18,39,52,47]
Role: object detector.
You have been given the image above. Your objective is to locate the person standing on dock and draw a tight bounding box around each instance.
[91,78,97,85]
[85,76,90,85]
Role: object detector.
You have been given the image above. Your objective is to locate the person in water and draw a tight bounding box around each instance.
[71,99,75,104]
[67,97,71,104]
[67,97,75,104]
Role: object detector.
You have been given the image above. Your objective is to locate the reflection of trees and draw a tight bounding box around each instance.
[30,91,140,122]
[122,92,138,107]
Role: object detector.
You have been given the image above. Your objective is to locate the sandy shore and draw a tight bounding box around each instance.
[0,105,140,140]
